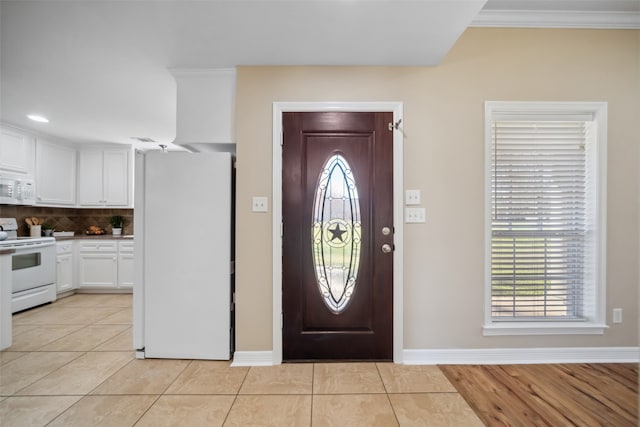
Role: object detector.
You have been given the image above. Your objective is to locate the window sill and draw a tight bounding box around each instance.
[483,322,609,336]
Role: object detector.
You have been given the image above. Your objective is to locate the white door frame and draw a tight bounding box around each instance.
[272,101,404,364]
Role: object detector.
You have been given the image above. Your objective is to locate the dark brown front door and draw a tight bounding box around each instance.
[282,111,394,361]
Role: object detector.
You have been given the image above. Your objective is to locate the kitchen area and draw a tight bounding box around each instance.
[1,68,237,360]
[0,210,134,308]
[1,125,236,363]
[0,129,137,349]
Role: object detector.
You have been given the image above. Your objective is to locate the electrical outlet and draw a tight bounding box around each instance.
[612,308,622,324]
[252,196,268,212]
[405,189,421,205]
[405,207,425,223]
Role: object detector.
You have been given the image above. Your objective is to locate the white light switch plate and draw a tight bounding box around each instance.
[405,189,421,205]
[252,196,268,212]
[405,207,425,223]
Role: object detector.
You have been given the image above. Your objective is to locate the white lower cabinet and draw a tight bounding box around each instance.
[56,241,75,293]
[117,241,134,288]
[77,239,133,290]
[77,241,118,289]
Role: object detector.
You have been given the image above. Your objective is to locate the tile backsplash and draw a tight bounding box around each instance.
[0,206,134,237]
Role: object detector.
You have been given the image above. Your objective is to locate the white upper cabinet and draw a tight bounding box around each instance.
[78,148,131,207]
[78,150,102,204]
[35,139,77,206]
[0,126,34,175]
[4,124,134,208]
[103,150,129,205]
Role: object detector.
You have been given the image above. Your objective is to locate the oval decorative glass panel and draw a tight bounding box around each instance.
[312,154,362,314]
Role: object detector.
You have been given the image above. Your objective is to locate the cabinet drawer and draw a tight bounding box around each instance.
[56,241,73,254]
[77,240,117,252]
[118,241,134,252]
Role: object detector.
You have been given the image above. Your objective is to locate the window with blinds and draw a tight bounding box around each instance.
[484,102,607,334]
[490,120,590,320]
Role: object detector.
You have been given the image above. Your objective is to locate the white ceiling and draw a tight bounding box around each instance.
[1,0,638,150]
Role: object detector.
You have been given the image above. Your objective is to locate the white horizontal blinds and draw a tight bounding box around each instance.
[491,120,588,320]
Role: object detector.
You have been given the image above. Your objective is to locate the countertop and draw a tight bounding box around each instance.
[53,234,134,241]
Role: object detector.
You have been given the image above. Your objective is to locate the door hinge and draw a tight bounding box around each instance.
[281,312,284,329]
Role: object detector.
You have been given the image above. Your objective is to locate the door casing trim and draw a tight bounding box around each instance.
[272,101,404,364]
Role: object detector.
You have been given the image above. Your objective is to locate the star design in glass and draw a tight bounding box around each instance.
[327,223,347,243]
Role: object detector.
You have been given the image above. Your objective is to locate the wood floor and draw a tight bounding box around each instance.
[441,363,638,426]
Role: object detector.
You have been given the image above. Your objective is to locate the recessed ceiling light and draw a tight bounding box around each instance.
[27,114,49,123]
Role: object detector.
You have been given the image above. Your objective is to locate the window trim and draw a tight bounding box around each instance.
[483,101,608,336]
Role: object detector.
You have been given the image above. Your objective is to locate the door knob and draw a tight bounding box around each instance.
[381,244,392,253]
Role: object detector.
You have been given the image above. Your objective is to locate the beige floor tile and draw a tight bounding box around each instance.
[48,394,157,427]
[225,395,311,427]
[389,393,484,427]
[0,351,27,366]
[165,360,248,394]
[11,324,38,336]
[377,363,457,393]
[94,307,132,324]
[38,324,129,351]
[91,358,189,395]
[92,293,133,307]
[239,364,313,394]
[52,293,107,307]
[312,394,399,427]
[0,352,81,396]
[17,351,134,395]
[93,327,133,351]
[11,304,53,322]
[8,324,84,351]
[12,306,124,325]
[136,395,234,427]
[0,395,82,426]
[314,363,386,394]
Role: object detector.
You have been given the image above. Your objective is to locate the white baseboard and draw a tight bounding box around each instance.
[229,347,639,366]
[403,347,640,365]
[231,351,275,367]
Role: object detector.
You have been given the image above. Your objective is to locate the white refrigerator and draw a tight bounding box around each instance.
[133,151,233,360]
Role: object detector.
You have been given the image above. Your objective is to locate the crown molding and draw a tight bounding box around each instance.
[471,10,640,29]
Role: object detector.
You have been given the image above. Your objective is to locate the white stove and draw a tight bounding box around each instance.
[0,218,55,247]
[0,218,57,312]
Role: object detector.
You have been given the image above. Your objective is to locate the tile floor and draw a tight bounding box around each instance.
[1,293,484,426]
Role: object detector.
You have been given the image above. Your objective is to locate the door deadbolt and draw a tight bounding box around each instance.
[381,227,391,236]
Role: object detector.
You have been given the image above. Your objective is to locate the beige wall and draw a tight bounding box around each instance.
[235,28,640,352]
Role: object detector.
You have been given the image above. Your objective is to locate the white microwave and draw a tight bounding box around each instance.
[0,173,36,205]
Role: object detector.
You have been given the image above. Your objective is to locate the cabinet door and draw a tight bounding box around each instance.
[118,252,134,288]
[103,150,129,206]
[78,150,104,206]
[0,128,34,174]
[78,253,118,288]
[56,253,74,293]
[36,140,76,205]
